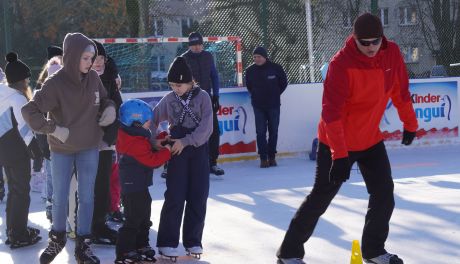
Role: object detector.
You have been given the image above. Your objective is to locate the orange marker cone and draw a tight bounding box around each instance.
[350,240,363,264]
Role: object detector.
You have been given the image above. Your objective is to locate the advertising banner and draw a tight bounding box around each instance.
[381,79,459,141]
[130,90,256,155]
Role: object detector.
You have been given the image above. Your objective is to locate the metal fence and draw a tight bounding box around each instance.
[1,0,459,91]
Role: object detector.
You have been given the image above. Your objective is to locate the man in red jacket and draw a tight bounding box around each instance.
[277,13,418,264]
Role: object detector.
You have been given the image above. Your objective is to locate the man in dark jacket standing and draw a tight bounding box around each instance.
[245,47,287,168]
[182,32,224,176]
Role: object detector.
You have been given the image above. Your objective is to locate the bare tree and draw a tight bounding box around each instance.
[415,0,460,75]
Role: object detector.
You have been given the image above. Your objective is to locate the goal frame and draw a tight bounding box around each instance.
[93,36,243,87]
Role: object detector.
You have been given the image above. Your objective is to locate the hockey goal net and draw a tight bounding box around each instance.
[93,36,243,93]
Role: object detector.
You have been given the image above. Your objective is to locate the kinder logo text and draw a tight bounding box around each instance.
[217,105,247,136]
[411,93,451,122]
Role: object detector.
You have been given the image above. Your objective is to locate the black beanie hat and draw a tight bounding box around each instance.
[92,40,106,57]
[5,52,31,84]
[188,32,203,46]
[353,13,383,39]
[47,45,63,60]
[253,46,268,59]
[167,57,193,83]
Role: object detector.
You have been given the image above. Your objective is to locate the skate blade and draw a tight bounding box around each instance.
[185,252,202,259]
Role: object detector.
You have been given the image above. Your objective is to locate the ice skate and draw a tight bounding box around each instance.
[185,246,203,259]
[277,258,306,264]
[75,236,100,264]
[92,224,117,245]
[40,230,66,264]
[364,253,403,264]
[137,246,157,262]
[210,165,224,176]
[9,228,42,249]
[114,251,142,264]
[158,247,179,262]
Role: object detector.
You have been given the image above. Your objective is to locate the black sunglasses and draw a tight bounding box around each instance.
[358,38,382,46]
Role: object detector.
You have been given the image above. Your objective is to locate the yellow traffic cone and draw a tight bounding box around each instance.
[350,240,363,264]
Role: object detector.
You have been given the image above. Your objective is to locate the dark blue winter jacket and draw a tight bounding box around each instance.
[182,50,219,96]
[116,123,170,194]
[245,60,288,109]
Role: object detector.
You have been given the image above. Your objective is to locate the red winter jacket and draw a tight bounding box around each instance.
[318,36,418,160]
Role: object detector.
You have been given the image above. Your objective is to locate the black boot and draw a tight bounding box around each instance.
[9,227,42,249]
[40,230,66,264]
[115,251,143,264]
[75,235,100,264]
[137,245,157,262]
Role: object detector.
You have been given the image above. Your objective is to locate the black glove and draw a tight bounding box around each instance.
[161,139,175,147]
[401,130,416,145]
[329,157,351,185]
[212,95,220,113]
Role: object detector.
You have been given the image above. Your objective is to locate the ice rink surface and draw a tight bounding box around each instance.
[1,144,459,263]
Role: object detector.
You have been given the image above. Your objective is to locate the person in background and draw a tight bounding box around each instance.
[115,99,171,263]
[154,57,213,260]
[90,39,122,245]
[245,46,288,168]
[0,52,42,249]
[0,67,5,203]
[22,33,116,264]
[34,45,64,223]
[182,32,225,176]
[276,13,417,264]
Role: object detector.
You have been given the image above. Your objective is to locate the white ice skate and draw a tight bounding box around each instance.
[185,246,203,259]
[158,247,179,262]
[277,258,306,264]
[364,253,403,264]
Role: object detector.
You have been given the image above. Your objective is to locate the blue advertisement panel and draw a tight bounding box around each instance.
[128,90,257,155]
[381,80,459,140]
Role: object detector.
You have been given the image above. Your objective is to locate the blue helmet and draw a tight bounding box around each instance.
[119,99,153,126]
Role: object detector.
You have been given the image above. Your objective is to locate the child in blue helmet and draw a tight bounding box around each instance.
[115,99,171,263]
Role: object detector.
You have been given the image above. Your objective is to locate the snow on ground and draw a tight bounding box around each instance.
[0,144,459,263]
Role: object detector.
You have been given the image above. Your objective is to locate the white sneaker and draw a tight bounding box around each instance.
[277,258,306,264]
[364,253,403,264]
[158,247,179,257]
[186,246,203,255]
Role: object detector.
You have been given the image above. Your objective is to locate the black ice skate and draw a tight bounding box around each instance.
[158,247,178,262]
[75,236,100,264]
[40,230,66,264]
[277,258,306,264]
[364,253,403,264]
[92,224,117,245]
[114,251,143,264]
[210,165,225,176]
[9,227,42,249]
[185,246,203,259]
[137,246,157,262]
[6,226,40,245]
